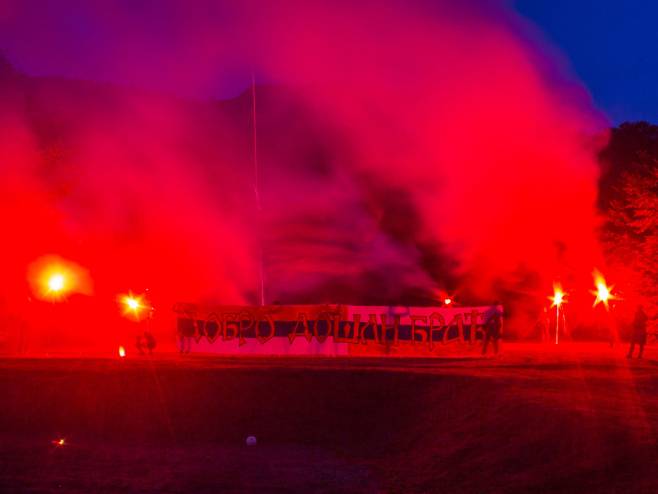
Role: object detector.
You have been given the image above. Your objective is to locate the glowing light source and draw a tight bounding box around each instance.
[118,346,126,358]
[118,292,149,320]
[597,283,610,302]
[548,284,566,345]
[444,298,452,306]
[549,284,566,308]
[40,267,73,300]
[52,438,66,446]
[48,274,66,293]
[125,297,141,311]
[591,271,615,310]
[28,255,92,301]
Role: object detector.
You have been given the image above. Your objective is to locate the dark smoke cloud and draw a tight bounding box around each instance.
[0,0,607,346]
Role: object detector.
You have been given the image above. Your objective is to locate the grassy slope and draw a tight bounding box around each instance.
[0,344,657,493]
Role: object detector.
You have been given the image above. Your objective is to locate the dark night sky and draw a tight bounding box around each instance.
[516,0,658,124]
[0,0,657,124]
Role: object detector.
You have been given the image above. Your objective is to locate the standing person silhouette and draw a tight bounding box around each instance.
[482,302,503,356]
[627,305,648,359]
[539,306,551,343]
[177,318,193,354]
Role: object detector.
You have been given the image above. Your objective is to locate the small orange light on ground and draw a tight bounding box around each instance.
[52,438,66,446]
[444,298,452,306]
[118,346,126,358]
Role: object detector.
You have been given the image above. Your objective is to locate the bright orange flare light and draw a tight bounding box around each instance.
[48,273,66,293]
[125,296,141,311]
[549,284,566,345]
[28,255,92,301]
[591,272,615,310]
[118,292,148,320]
[444,298,452,306]
[39,267,74,300]
[52,438,66,446]
[118,346,126,358]
[549,284,566,308]
[597,282,610,302]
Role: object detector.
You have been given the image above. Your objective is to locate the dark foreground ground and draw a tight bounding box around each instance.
[0,343,657,493]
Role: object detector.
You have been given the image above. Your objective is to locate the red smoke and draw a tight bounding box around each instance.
[234,0,608,325]
[0,0,609,349]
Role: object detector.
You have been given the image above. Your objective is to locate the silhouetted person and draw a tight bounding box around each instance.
[627,305,648,359]
[136,330,156,355]
[482,303,503,355]
[177,318,194,354]
[539,306,551,343]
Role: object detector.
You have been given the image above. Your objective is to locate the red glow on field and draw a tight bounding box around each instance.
[118,346,126,358]
[52,438,66,446]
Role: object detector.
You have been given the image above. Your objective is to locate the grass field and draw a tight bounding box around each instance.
[1,343,657,493]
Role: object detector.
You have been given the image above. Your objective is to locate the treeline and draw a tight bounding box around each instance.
[599,122,658,320]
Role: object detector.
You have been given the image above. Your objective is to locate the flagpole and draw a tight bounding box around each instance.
[251,72,265,306]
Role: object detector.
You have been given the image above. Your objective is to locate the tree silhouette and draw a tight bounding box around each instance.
[600,123,658,324]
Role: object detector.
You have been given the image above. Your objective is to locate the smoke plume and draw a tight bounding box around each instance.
[0,0,607,346]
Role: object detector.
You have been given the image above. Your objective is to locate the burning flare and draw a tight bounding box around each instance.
[591,271,615,310]
[549,284,566,308]
[41,270,71,300]
[47,274,66,293]
[549,283,567,345]
[28,255,92,301]
[118,292,149,320]
[118,345,126,358]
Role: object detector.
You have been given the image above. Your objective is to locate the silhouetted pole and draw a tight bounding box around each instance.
[251,73,265,306]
